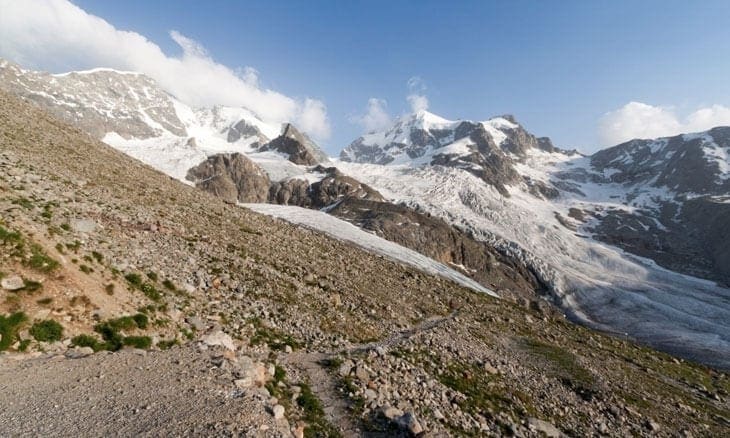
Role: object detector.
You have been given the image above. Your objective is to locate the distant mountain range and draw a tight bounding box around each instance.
[2,58,728,368]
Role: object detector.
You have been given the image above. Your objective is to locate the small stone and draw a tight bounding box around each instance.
[1,275,24,291]
[483,362,498,374]
[355,366,370,383]
[364,389,377,400]
[272,404,285,420]
[292,425,305,438]
[397,412,423,435]
[527,417,563,437]
[338,360,354,377]
[70,218,97,233]
[382,406,404,420]
[201,330,235,351]
[284,345,293,354]
[65,347,94,359]
[234,377,253,388]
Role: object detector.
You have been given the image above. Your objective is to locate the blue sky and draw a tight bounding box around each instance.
[4,0,730,153]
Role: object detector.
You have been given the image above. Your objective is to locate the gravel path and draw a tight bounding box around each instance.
[0,347,290,437]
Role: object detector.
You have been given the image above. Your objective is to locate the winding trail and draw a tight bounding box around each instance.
[282,311,458,436]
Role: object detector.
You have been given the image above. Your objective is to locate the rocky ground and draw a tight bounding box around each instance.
[1,90,729,436]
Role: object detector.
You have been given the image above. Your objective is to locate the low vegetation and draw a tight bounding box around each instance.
[29,319,64,342]
[0,312,27,350]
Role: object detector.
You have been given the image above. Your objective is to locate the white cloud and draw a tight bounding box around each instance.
[406,76,429,113]
[350,98,392,132]
[297,99,331,140]
[0,0,330,139]
[599,101,730,145]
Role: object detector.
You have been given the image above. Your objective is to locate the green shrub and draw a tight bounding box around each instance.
[124,273,142,287]
[140,283,162,302]
[79,264,93,274]
[157,339,179,350]
[36,297,53,305]
[123,336,152,349]
[146,271,158,282]
[0,312,28,350]
[162,279,176,290]
[29,319,64,342]
[71,334,102,351]
[22,279,42,292]
[91,251,103,263]
[105,283,115,295]
[18,339,31,352]
[132,313,149,329]
[94,322,124,351]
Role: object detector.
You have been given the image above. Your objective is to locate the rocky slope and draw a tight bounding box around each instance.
[2,89,729,436]
[3,58,730,369]
[0,59,544,302]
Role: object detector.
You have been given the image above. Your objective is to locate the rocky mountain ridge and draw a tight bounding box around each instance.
[1,88,728,437]
[2,59,730,370]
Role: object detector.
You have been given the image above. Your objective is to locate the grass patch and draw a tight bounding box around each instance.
[71,334,102,351]
[125,272,163,302]
[297,383,342,438]
[249,319,302,351]
[0,312,28,350]
[29,319,64,342]
[123,336,152,349]
[27,244,59,272]
[0,225,23,244]
[124,272,143,287]
[524,338,598,401]
[157,339,179,350]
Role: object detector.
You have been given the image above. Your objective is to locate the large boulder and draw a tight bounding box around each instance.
[269,166,384,209]
[186,153,271,203]
[261,124,329,165]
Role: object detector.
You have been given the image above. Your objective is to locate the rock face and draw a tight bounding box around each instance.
[1,88,729,438]
[328,198,546,299]
[582,128,730,285]
[340,110,557,196]
[226,119,268,146]
[186,153,270,203]
[0,59,186,139]
[1,275,24,291]
[270,166,384,209]
[262,124,328,165]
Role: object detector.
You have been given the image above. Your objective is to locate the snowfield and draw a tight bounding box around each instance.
[242,203,497,298]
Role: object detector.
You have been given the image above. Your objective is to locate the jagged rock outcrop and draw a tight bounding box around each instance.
[0,58,186,139]
[185,153,270,203]
[270,166,384,209]
[262,124,329,165]
[578,127,730,285]
[340,111,558,196]
[226,119,268,146]
[327,198,547,299]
